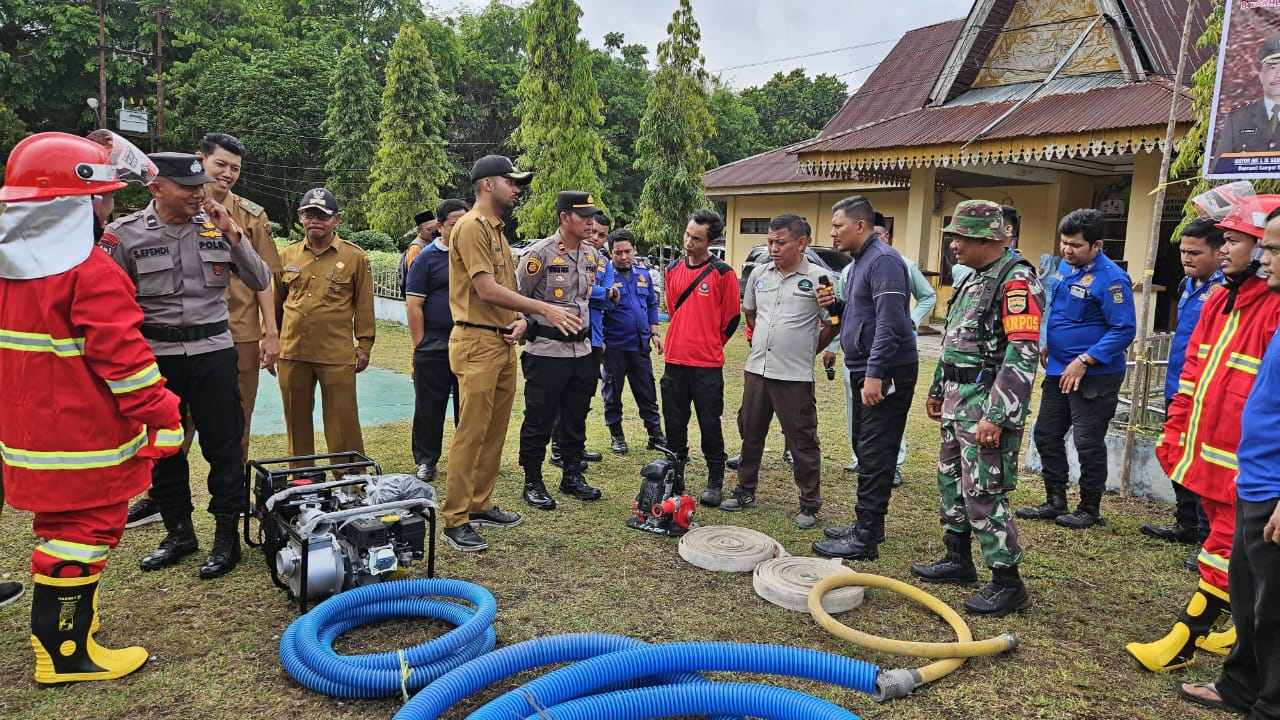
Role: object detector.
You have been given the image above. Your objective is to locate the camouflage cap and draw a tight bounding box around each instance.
[942,199,1009,242]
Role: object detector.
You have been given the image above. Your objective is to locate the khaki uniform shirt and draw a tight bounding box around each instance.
[447,202,519,329]
[742,258,830,382]
[222,191,282,342]
[274,235,375,364]
[517,231,597,358]
[101,200,271,357]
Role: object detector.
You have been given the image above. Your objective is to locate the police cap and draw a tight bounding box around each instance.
[555,191,597,217]
[1260,33,1280,64]
[149,152,214,186]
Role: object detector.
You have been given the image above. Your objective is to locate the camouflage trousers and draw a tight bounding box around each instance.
[937,418,1023,569]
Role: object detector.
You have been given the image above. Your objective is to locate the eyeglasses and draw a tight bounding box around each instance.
[300,209,331,220]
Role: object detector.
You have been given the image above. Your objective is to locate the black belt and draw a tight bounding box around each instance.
[454,321,510,335]
[526,321,588,343]
[140,320,228,342]
[940,363,994,384]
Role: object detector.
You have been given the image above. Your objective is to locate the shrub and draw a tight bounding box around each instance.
[346,229,397,253]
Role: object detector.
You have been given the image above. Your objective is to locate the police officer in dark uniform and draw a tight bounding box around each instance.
[98,152,271,579]
[517,191,604,508]
[1214,34,1280,165]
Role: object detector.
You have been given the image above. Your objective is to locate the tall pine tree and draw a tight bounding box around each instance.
[513,0,606,239]
[634,0,715,260]
[322,44,379,229]
[365,25,452,237]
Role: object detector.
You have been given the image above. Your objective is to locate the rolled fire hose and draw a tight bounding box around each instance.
[807,572,1019,702]
[753,556,864,613]
[678,525,784,572]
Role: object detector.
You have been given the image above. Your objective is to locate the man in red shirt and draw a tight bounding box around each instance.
[661,209,741,504]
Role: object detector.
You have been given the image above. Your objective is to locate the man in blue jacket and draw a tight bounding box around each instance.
[1018,209,1136,529]
[812,195,918,561]
[601,228,665,454]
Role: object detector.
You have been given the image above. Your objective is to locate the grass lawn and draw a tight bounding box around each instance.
[0,319,1225,719]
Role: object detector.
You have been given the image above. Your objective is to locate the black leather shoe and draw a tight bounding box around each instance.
[523,481,558,510]
[415,463,437,482]
[469,506,523,528]
[812,526,879,561]
[823,523,886,543]
[699,486,723,508]
[782,449,794,465]
[199,513,242,579]
[1055,508,1106,529]
[139,513,199,571]
[549,450,563,468]
[442,524,488,552]
[963,580,1032,617]
[726,456,740,470]
[646,431,667,450]
[583,450,603,462]
[910,554,979,585]
[1139,522,1200,544]
[610,435,629,455]
[1186,545,1201,572]
[559,474,602,501]
[892,468,904,488]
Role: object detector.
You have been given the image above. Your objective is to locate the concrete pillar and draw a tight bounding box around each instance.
[903,166,937,271]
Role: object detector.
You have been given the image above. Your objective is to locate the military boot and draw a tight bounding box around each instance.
[522,466,557,510]
[199,513,242,580]
[699,464,725,507]
[646,427,667,450]
[608,423,629,455]
[910,531,979,585]
[559,471,602,501]
[1126,581,1230,672]
[138,507,199,571]
[549,439,564,469]
[812,515,882,561]
[30,573,147,684]
[963,566,1032,617]
[1015,484,1068,520]
[1055,491,1106,529]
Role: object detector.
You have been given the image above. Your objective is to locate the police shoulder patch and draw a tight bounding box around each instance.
[525,257,542,275]
[97,231,120,256]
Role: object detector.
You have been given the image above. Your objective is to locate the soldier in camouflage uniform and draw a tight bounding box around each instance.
[912,199,1044,618]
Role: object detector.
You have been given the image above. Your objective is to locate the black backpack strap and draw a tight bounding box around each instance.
[672,262,718,315]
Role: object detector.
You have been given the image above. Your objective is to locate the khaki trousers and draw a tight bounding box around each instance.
[444,328,517,528]
[278,359,363,466]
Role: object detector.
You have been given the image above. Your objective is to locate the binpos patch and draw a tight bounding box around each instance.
[1002,279,1040,341]
[1109,283,1126,304]
[525,257,542,275]
[97,231,120,256]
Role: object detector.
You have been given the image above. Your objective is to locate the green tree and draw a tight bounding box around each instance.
[592,34,651,227]
[167,41,332,222]
[365,25,452,237]
[706,77,764,166]
[0,101,28,177]
[322,43,379,229]
[740,69,849,149]
[633,0,715,259]
[512,0,606,239]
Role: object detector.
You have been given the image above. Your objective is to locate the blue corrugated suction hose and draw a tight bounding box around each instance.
[525,681,861,720]
[393,633,726,720]
[279,578,497,699]
[468,642,879,720]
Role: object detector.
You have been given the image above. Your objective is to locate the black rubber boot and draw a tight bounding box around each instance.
[1015,484,1068,520]
[1056,491,1106,529]
[138,507,198,571]
[911,531,979,585]
[699,464,724,507]
[964,566,1032,617]
[30,573,147,684]
[199,513,242,579]
[812,516,882,561]
[608,423,628,455]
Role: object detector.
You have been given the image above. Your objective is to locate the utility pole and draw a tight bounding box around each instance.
[97,0,107,128]
[155,4,167,150]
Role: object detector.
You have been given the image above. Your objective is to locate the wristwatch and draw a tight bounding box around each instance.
[1077,353,1092,366]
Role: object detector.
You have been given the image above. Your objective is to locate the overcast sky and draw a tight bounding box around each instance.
[440,0,973,89]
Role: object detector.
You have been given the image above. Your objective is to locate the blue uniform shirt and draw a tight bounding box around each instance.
[1164,270,1225,402]
[1044,253,1136,376]
[588,249,615,348]
[602,261,659,351]
[1236,325,1280,502]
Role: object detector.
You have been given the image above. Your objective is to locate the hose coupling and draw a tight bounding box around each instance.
[870,667,922,702]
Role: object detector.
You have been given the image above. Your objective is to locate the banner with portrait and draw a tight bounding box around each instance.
[1204,3,1280,178]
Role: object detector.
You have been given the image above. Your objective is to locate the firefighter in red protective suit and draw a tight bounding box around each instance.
[0,132,184,685]
[1127,194,1280,672]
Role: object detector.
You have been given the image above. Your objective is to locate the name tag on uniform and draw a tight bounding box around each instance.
[1070,284,1088,299]
[547,266,570,274]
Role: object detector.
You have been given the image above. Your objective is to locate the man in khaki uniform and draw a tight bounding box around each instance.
[441,155,582,552]
[272,188,375,468]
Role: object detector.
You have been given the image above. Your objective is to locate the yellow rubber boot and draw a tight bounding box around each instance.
[1197,625,1236,656]
[30,573,148,685]
[1125,581,1229,672]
